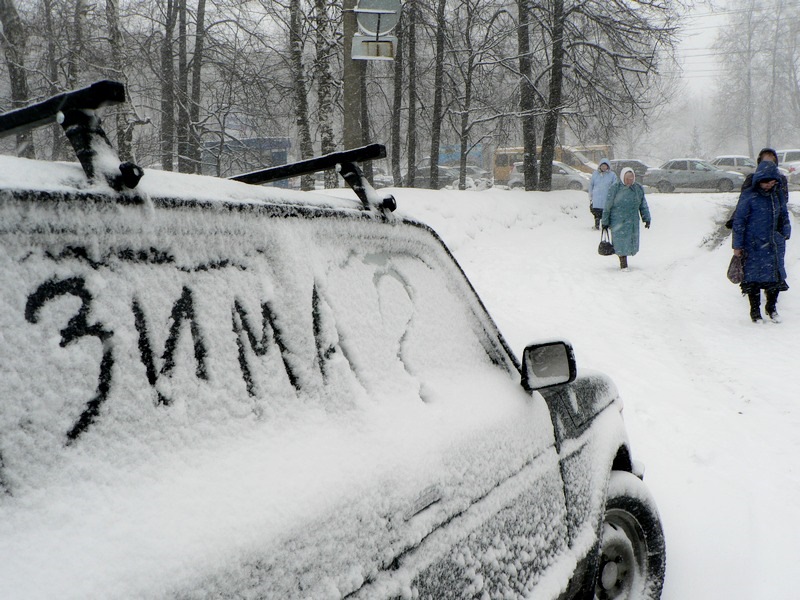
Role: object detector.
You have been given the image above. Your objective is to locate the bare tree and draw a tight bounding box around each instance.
[427,0,447,189]
[405,1,418,186]
[159,0,179,170]
[516,0,538,189]
[0,0,35,157]
[290,0,314,189]
[314,0,338,187]
[390,11,404,184]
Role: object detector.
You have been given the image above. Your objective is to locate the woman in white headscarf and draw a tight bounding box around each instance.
[601,167,651,270]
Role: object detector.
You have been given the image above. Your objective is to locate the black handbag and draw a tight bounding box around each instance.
[598,229,615,256]
[727,254,744,284]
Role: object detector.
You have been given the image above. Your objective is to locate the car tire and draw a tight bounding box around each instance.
[569,181,583,190]
[717,179,734,192]
[656,181,674,193]
[595,471,666,600]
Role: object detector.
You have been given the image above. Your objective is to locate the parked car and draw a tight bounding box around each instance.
[0,82,666,600]
[710,155,757,175]
[609,159,651,179]
[777,149,800,184]
[643,158,746,192]
[509,160,590,191]
[408,164,459,188]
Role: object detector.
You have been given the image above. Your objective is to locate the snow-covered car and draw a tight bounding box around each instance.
[509,160,590,191]
[0,82,665,600]
[643,158,745,193]
[710,155,757,176]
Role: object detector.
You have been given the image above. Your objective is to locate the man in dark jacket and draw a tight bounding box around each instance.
[732,160,791,322]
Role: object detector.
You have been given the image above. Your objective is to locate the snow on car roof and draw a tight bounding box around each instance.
[0,154,363,212]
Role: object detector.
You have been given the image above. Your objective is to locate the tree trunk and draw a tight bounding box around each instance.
[405,2,417,187]
[188,0,207,173]
[428,0,447,189]
[391,13,404,185]
[342,0,361,150]
[360,61,373,181]
[0,0,34,158]
[517,0,537,190]
[106,0,134,160]
[177,0,192,172]
[290,0,314,190]
[539,0,564,191]
[45,0,64,160]
[315,0,337,188]
[160,0,178,171]
[68,0,87,88]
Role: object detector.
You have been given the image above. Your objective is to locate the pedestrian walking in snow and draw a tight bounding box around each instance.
[588,159,617,229]
[732,160,791,323]
[601,167,651,270]
[725,147,789,229]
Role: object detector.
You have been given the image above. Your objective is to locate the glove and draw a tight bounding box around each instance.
[644,221,651,229]
[602,225,609,232]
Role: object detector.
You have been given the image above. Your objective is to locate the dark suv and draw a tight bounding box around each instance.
[0,82,665,599]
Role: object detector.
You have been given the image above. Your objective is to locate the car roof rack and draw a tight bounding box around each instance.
[0,80,143,191]
[230,143,397,213]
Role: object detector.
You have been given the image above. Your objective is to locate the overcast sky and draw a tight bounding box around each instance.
[677,4,731,95]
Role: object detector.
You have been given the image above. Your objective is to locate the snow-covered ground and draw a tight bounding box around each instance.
[382,184,799,600]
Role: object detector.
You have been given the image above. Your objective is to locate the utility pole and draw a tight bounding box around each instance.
[343,0,362,150]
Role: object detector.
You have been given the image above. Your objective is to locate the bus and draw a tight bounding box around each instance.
[493,144,614,183]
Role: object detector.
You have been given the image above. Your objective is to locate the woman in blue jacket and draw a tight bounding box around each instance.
[732,160,791,322]
[602,168,651,270]
[588,159,617,229]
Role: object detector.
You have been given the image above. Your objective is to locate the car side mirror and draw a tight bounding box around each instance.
[520,341,577,391]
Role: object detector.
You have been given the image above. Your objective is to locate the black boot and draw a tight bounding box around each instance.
[765,290,781,322]
[619,256,628,269]
[748,291,763,322]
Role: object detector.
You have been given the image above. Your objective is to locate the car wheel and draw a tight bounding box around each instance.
[717,179,734,192]
[595,471,666,600]
[568,181,583,190]
[656,181,674,193]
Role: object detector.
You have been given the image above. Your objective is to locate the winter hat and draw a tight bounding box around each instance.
[757,148,779,165]
[620,167,635,184]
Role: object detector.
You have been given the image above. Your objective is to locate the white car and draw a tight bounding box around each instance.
[777,149,800,184]
[711,155,757,175]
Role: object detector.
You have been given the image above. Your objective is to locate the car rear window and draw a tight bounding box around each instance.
[0,197,516,495]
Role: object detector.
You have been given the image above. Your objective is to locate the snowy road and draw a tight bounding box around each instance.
[390,186,800,600]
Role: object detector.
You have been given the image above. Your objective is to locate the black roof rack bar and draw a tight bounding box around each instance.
[229,143,386,185]
[0,80,125,139]
[230,143,396,213]
[0,80,143,192]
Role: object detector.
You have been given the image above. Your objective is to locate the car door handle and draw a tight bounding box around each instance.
[403,485,443,521]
